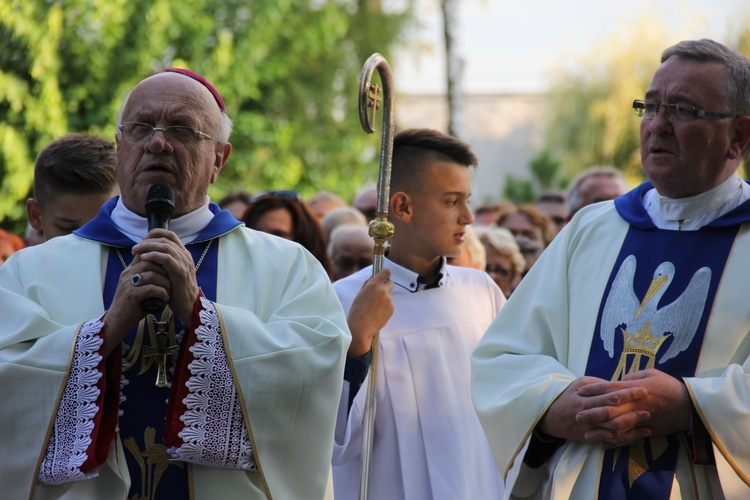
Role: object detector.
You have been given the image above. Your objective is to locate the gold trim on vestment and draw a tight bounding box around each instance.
[685,383,750,487]
[212,304,273,498]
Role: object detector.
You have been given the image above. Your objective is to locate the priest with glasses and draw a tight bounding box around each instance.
[473,39,750,499]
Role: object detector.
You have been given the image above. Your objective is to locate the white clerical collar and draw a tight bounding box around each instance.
[644,174,750,230]
[112,196,214,244]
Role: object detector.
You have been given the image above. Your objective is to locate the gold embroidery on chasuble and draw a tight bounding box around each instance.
[115,240,213,499]
[599,255,711,486]
[123,427,185,500]
[122,311,185,499]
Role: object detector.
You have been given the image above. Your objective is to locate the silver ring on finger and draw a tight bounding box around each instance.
[131,273,143,287]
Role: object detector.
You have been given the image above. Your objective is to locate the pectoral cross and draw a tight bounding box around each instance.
[142,315,177,388]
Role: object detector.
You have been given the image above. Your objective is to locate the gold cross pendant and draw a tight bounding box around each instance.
[142,315,178,388]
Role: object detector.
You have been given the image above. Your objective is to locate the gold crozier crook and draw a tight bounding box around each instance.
[357,53,396,500]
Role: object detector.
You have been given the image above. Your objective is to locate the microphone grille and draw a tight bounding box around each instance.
[145,183,175,215]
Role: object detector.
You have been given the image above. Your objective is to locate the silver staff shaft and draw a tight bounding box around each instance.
[357,52,395,500]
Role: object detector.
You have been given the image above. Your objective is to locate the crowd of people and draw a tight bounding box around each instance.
[0,153,621,299]
[0,158,624,305]
[214,163,626,297]
[2,37,750,499]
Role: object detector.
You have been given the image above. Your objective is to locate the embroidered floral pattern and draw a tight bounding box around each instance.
[168,297,257,470]
[124,426,184,497]
[38,319,104,484]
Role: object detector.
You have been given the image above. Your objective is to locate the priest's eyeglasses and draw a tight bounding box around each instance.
[632,100,738,123]
[119,122,218,149]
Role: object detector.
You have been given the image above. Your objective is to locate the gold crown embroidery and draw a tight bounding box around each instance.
[612,323,671,381]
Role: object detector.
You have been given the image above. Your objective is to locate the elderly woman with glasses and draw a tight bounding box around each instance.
[242,190,332,275]
[474,225,524,298]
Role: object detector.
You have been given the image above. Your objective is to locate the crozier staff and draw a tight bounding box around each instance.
[0,68,349,499]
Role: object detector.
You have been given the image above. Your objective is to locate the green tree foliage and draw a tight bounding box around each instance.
[529,149,564,191]
[543,24,669,184]
[0,0,414,232]
[503,149,566,204]
[501,176,532,204]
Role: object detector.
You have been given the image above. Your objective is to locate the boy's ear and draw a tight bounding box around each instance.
[26,198,43,231]
[390,191,413,223]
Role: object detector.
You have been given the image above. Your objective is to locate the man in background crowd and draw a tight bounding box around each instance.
[566,165,629,220]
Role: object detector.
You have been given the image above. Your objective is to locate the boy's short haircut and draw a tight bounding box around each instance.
[391,128,478,193]
[33,134,117,208]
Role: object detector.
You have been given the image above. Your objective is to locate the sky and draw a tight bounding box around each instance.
[391,0,750,94]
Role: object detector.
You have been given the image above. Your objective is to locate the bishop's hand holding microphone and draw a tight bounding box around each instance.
[127,180,204,332]
[140,183,175,313]
[101,182,180,357]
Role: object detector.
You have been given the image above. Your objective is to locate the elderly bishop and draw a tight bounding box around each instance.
[0,69,349,499]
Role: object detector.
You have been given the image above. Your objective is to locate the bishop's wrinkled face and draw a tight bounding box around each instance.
[115,73,228,217]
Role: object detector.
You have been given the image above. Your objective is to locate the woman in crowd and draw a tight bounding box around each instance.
[495,203,556,248]
[242,190,332,275]
[474,226,524,298]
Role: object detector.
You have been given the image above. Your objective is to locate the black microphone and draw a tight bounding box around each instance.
[141,184,175,313]
[145,183,175,231]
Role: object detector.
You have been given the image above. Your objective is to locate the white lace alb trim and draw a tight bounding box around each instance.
[168,297,257,470]
[38,319,104,484]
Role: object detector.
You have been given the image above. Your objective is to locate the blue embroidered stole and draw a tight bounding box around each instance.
[583,184,746,499]
[75,197,239,499]
[103,240,219,499]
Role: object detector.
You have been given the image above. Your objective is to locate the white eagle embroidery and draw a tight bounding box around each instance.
[600,254,711,365]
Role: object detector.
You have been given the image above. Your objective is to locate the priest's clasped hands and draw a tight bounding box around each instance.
[539,369,692,449]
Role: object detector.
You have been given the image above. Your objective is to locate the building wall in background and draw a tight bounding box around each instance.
[396,92,546,205]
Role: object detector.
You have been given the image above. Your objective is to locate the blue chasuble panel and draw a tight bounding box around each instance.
[104,240,219,500]
[585,223,738,499]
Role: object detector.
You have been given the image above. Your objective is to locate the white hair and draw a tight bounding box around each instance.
[327,224,371,255]
[474,225,525,275]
